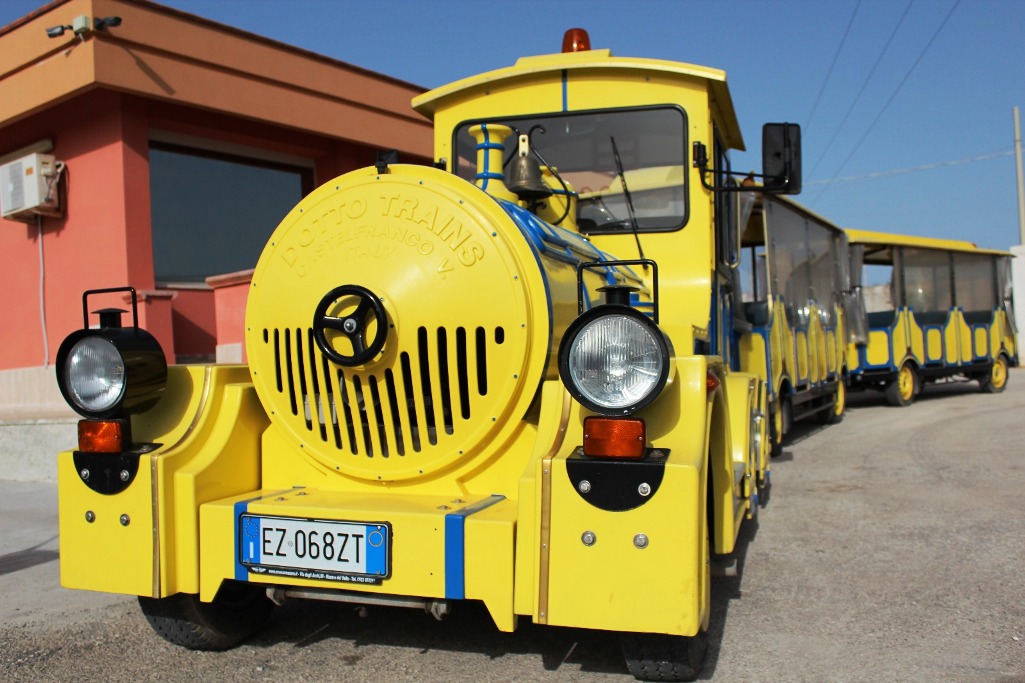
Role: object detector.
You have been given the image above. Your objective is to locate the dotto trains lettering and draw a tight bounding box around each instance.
[53,29,1016,681]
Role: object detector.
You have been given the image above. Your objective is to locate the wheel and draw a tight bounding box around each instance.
[979,356,1008,394]
[818,378,845,424]
[138,581,273,650]
[769,397,791,457]
[885,363,917,407]
[621,631,708,681]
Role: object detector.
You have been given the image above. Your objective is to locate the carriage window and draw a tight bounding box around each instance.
[862,264,896,312]
[952,253,997,311]
[902,248,952,313]
[454,107,688,232]
[806,224,838,324]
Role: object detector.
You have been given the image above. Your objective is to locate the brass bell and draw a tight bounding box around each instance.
[506,134,552,200]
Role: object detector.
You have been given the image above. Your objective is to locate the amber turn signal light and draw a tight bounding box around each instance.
[77,419,128,453]
[582,416,646,459]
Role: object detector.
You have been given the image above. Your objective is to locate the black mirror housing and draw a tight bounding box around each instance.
[762,123,802,194]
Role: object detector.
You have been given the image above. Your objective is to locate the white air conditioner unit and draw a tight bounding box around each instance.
[1,153,62,222]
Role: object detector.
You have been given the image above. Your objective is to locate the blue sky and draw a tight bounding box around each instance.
[4,0,1025,250]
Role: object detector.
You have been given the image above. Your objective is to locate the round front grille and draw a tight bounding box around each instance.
[245,166,547,482]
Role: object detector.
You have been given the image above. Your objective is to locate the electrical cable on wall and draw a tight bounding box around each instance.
[37,213,49,367]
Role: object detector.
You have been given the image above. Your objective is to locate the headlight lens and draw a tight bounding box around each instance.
[560,308,671,415]
[64,337,126,413]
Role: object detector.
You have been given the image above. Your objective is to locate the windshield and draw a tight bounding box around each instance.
[453,107,688,232]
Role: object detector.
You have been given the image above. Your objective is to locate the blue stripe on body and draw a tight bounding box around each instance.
[444,494,506,600]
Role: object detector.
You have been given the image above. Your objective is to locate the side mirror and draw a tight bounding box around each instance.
[762,123,801,194]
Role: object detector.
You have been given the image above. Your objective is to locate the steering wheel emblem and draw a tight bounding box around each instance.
[312,285,388,366]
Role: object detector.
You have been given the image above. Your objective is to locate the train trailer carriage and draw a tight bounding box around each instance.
[52,30,803,681]
[845,229,1018,405]
[735,194,852,455]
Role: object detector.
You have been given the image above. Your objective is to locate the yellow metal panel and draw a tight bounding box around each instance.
[464,501,517,632]
[866,330,891,366]
[58,450,156,596]
[530,358,715,634]
[926,328,943,363]
[544,455,704,636]
[958,313,973,363]
[907,313,925,365]
[160,381,266,595]
[514,382,570,618]
[738,332,767,382]
[795,331,809,381]
[946,313,961,364]
[199,497,238,601]
[974,327,989,360]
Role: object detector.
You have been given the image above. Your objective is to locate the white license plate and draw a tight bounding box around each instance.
[239,515,389,584]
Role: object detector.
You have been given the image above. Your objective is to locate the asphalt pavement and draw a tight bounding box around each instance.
[2,373,1024,682]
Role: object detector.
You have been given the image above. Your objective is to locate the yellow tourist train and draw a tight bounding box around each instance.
[736,194,851,455]
[50,29,1014,682]
[845,229,1018,405]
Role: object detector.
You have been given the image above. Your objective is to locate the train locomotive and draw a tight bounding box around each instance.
[54,29,803,681]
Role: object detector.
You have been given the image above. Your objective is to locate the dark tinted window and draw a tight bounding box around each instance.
[150,144,311,283]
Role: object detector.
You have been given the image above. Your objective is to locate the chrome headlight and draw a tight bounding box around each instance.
[64,336,126,413]
[558,305,673,415]
[56,327,167,419]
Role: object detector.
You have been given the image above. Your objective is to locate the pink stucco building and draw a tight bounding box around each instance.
[0,0,432,418]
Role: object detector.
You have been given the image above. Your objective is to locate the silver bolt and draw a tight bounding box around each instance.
[80,468,90,481]
[633,533,649,549]
[638,482,651,497]
[437,505,450,510]
[119,469,130,482]
[119,514,131,526]
[85,511,95,523]
[578,480,592,494]
[581,531,596,546]
[343,318,358,333]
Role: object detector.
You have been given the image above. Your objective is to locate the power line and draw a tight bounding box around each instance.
[811,0,962,204]
[804,0,862,136]
[808,0,914,179]
[804,149,1013,186]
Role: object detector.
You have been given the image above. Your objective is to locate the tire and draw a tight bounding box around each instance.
[769,397,790,458]
[138,581,273,650]
[817,378,846,424]
[885,363,917,407]
[979,356,1009,394]
[621,631,708,682]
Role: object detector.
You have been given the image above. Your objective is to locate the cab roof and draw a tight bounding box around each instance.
[412,48,745,151]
